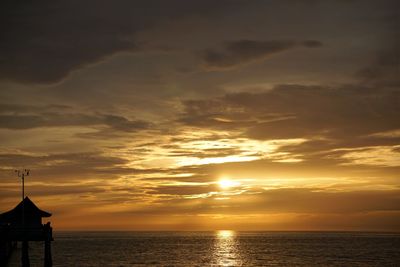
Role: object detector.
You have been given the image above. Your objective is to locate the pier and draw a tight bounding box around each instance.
[0,197,53,266]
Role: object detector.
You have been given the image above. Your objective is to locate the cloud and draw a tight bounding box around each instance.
[1,183,106,198]
[100,114,150,132]
[148,184,218,196]
[201,39,322,71]
[0,103,150,131]
[0,103,71,114]
[247,188,400,214]
[110,187,400,216]
[339,145,400,167]
[177,81,400,168]
[357,45,400,88]
[180,84,400,141]
[0,151,127,171]
[0,150,165,186]
[0,0,242,84]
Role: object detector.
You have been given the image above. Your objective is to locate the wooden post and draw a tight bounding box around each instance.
[44,240,52,267]
[44,222,52,267]
[22,240,30,267]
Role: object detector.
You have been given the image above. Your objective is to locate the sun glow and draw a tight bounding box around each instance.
[217,230,235,238]
[218,179,240,189]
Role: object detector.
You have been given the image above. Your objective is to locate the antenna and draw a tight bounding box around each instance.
[15,169,30,267]
[15,169,30,201]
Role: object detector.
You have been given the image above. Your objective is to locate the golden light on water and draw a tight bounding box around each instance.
[214,230,242,266]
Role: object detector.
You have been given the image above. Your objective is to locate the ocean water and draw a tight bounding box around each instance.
[7,231,400,266]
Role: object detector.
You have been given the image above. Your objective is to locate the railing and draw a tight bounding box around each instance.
[0,223,53,241]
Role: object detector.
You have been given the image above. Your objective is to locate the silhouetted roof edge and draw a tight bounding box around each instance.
[0,196,51,222]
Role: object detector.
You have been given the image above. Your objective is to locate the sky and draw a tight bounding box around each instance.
[0,0,399,231]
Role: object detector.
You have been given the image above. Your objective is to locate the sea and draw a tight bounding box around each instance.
[6,231,400,266]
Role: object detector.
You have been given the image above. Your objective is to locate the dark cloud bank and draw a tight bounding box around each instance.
[0,0,242,84]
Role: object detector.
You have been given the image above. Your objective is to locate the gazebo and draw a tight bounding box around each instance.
[0,197,53,267]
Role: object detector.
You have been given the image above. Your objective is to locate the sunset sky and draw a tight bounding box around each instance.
[0,0,399,231]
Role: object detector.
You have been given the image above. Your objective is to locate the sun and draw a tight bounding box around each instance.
[217,230,235,238]
[218,179,240,189]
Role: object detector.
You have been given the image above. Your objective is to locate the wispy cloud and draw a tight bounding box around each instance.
[201,39,322,71]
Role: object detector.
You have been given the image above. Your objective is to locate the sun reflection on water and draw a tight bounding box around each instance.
[218,230,235,238]
[213,230,242,266]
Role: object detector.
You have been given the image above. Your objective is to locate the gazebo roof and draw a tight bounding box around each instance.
[0,197,51,223]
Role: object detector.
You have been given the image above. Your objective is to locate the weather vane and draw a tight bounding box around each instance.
[15,169,30,201]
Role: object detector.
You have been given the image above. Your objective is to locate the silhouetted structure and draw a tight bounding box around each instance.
[0,197,53,267]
